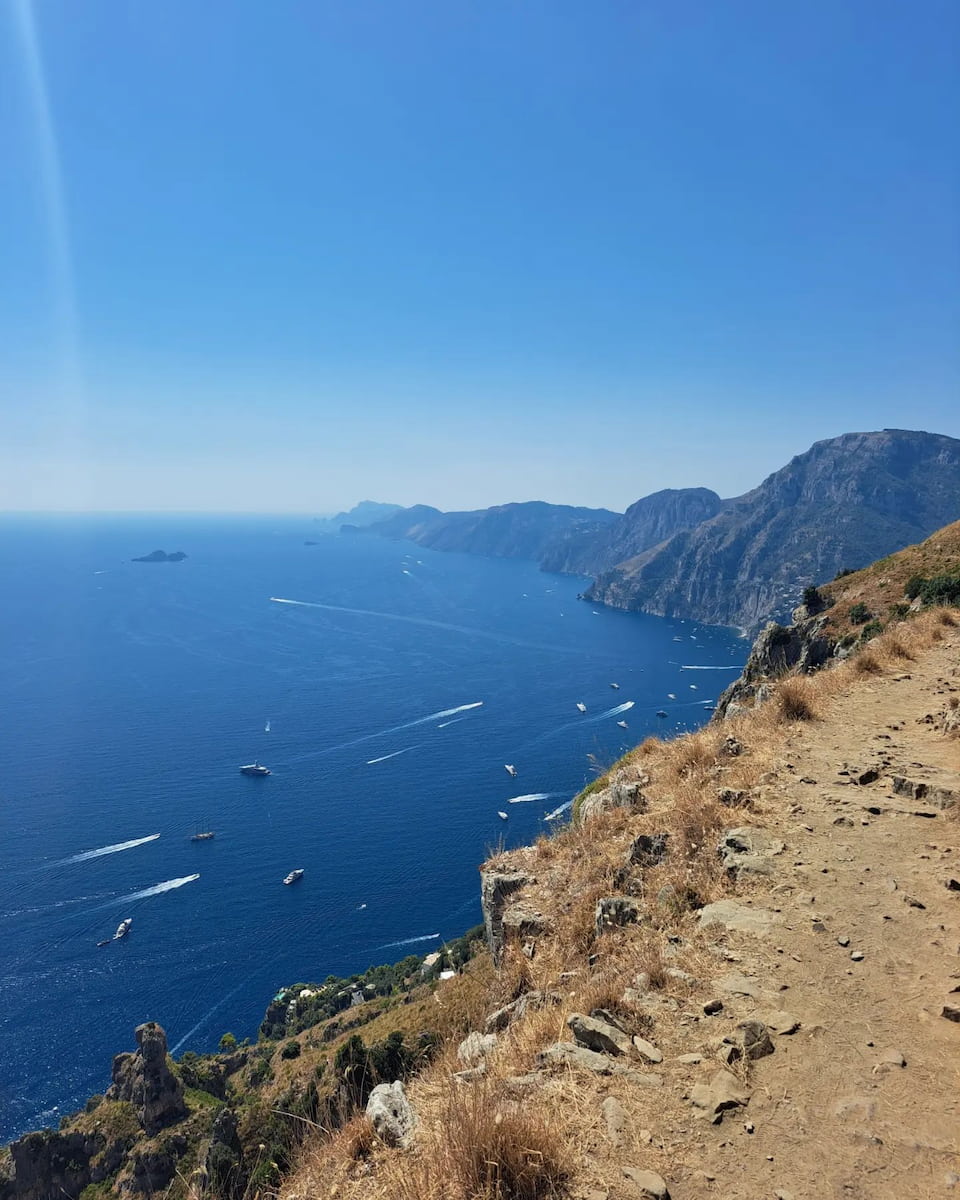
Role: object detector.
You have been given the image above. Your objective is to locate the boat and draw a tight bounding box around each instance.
[576,702,587,713]
[667,693,676,700]
[504,764,518,777]
[616,720,629,729]
[656,710,668,718]
[497,811,508,820]
[109,918,133,941]
[240,762,271,776]
[265,720,271,732]
[283,869,304,885]
[610,682,620,689]
[190,831,215,841]
[689,684,698,690]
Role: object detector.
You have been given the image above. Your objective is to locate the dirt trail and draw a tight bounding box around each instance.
[676,639,960,1199]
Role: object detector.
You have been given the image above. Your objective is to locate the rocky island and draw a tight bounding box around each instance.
[131,551,187,563]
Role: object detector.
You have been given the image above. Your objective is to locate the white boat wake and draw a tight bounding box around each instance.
[286,702,483,763]
[373,932,441,951]
[506,792,558,804]
[674,664,744,670]
[56,834,160,865]
[544,800,573,821]
[367,747,415,765]
[269,597,578,655]
[591,700,635,721]
[98,874,200,909]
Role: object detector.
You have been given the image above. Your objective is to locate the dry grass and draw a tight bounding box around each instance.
[851,651,882,676]
[376,1087,571,1200]
[774,677,817,722]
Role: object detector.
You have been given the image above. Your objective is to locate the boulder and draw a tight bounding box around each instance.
[484,989,560,1033]
[537,1042,614,1075]
[501,901,549,944]
[578,780,647,824]
[689,1069,751,1123]
[718,827,785,879]
[601,1096,627,1146]
[365,1081,417,1148]
[723,1020,774,1062]
[595,896,640,936]
[621,1168,670,1199]
[626,833,670,868]
[567,1013,632,1057]
[457,1031,498,1067]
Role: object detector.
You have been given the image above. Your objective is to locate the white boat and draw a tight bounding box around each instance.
[576,702,587,713]
[504,764,518,777]
[283,869,304,885]
[265,720,271,732]
[616,720,628,729]
[240,761,271,776]
[610,682,620,689]
[667,693,676,700]
[497,811,508,820]
[690,684,698,690]
[114,918,132,939]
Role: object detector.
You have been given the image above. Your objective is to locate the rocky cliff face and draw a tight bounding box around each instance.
[585,430,960,631]
[539,487,723,576]
[353,500,619,562]
[106,1023,187,1136]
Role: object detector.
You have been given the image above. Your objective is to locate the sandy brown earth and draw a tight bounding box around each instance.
[633,639,960,1199]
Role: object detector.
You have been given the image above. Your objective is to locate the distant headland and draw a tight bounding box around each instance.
[131,550,187,563]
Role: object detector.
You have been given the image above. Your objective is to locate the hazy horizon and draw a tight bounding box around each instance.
[3,1,957,513]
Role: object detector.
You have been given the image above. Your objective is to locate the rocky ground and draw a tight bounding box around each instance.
[288,615,959,1200]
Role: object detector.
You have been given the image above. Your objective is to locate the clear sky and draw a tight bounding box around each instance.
[2,0,957,513]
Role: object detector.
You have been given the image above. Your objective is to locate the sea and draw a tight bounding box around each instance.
[0,514,745,1141]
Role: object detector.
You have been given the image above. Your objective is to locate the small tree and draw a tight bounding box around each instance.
[219,1032,238,1052]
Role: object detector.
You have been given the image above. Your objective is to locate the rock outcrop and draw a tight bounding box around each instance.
[480,870,531,964]
[365,1081,416,1148]
[585,430,960,631]
[106,1024,186,1136]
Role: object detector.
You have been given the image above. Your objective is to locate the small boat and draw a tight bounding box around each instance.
[497,811,508,820]
[610,682,620,689]
[112,918,132,941]
[656,710,668,718]
[357,902,367,910]
[283,869,304,885]
[667,693,676,700]
[689,684,698,690]
[504,764,518,777]
[616,720,629,729]
[190,831,215,841]
[265,720,271,732]
[240,762,271,776]
[576,702,587,713]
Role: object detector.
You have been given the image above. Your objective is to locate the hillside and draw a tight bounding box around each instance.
[277,605,960,1200]
[351,500,620,562]
[585,429,960,631]
[5,543,959,1200]
[539,488,724,577]
[715,519,960,716]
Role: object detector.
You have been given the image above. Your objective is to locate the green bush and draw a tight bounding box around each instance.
[860,620,884,641]
[834,566,855,580]
[280,1040,301,1060]
[219,1032,238,1052]
[848,602,871,625]
[889,602,911,620]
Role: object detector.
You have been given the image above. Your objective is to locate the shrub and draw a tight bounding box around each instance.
[889,603,911,620]
[802,585,825,609]
[280,1040,301,1060]
[776,680,815,722]
[851,651,881,675]
[834,566,855,580]
[848,602,871,625]
[860,620,883,641]
[219,1032,237,1052]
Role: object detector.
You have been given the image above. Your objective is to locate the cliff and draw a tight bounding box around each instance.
[539,487,724,576]
[353,500,619,562]
[715,517,960,716]
[585,429,960,630]
[311,501,403,535]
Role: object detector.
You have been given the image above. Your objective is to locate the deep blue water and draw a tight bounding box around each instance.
[0,515,744,1140]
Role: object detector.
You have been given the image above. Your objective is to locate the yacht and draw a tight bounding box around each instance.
[240,762,271,776]
[283,869,304,885]
[616,720,629,729]
[610,682,620,689]
[656,710,668,719]
[497,811,508,820]
[504,764,518,777]
[576,702,587,713]
[190,831,215,841]
[115,918,132,939]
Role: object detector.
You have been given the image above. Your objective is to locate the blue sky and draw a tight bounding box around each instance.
[2,0,957,513]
